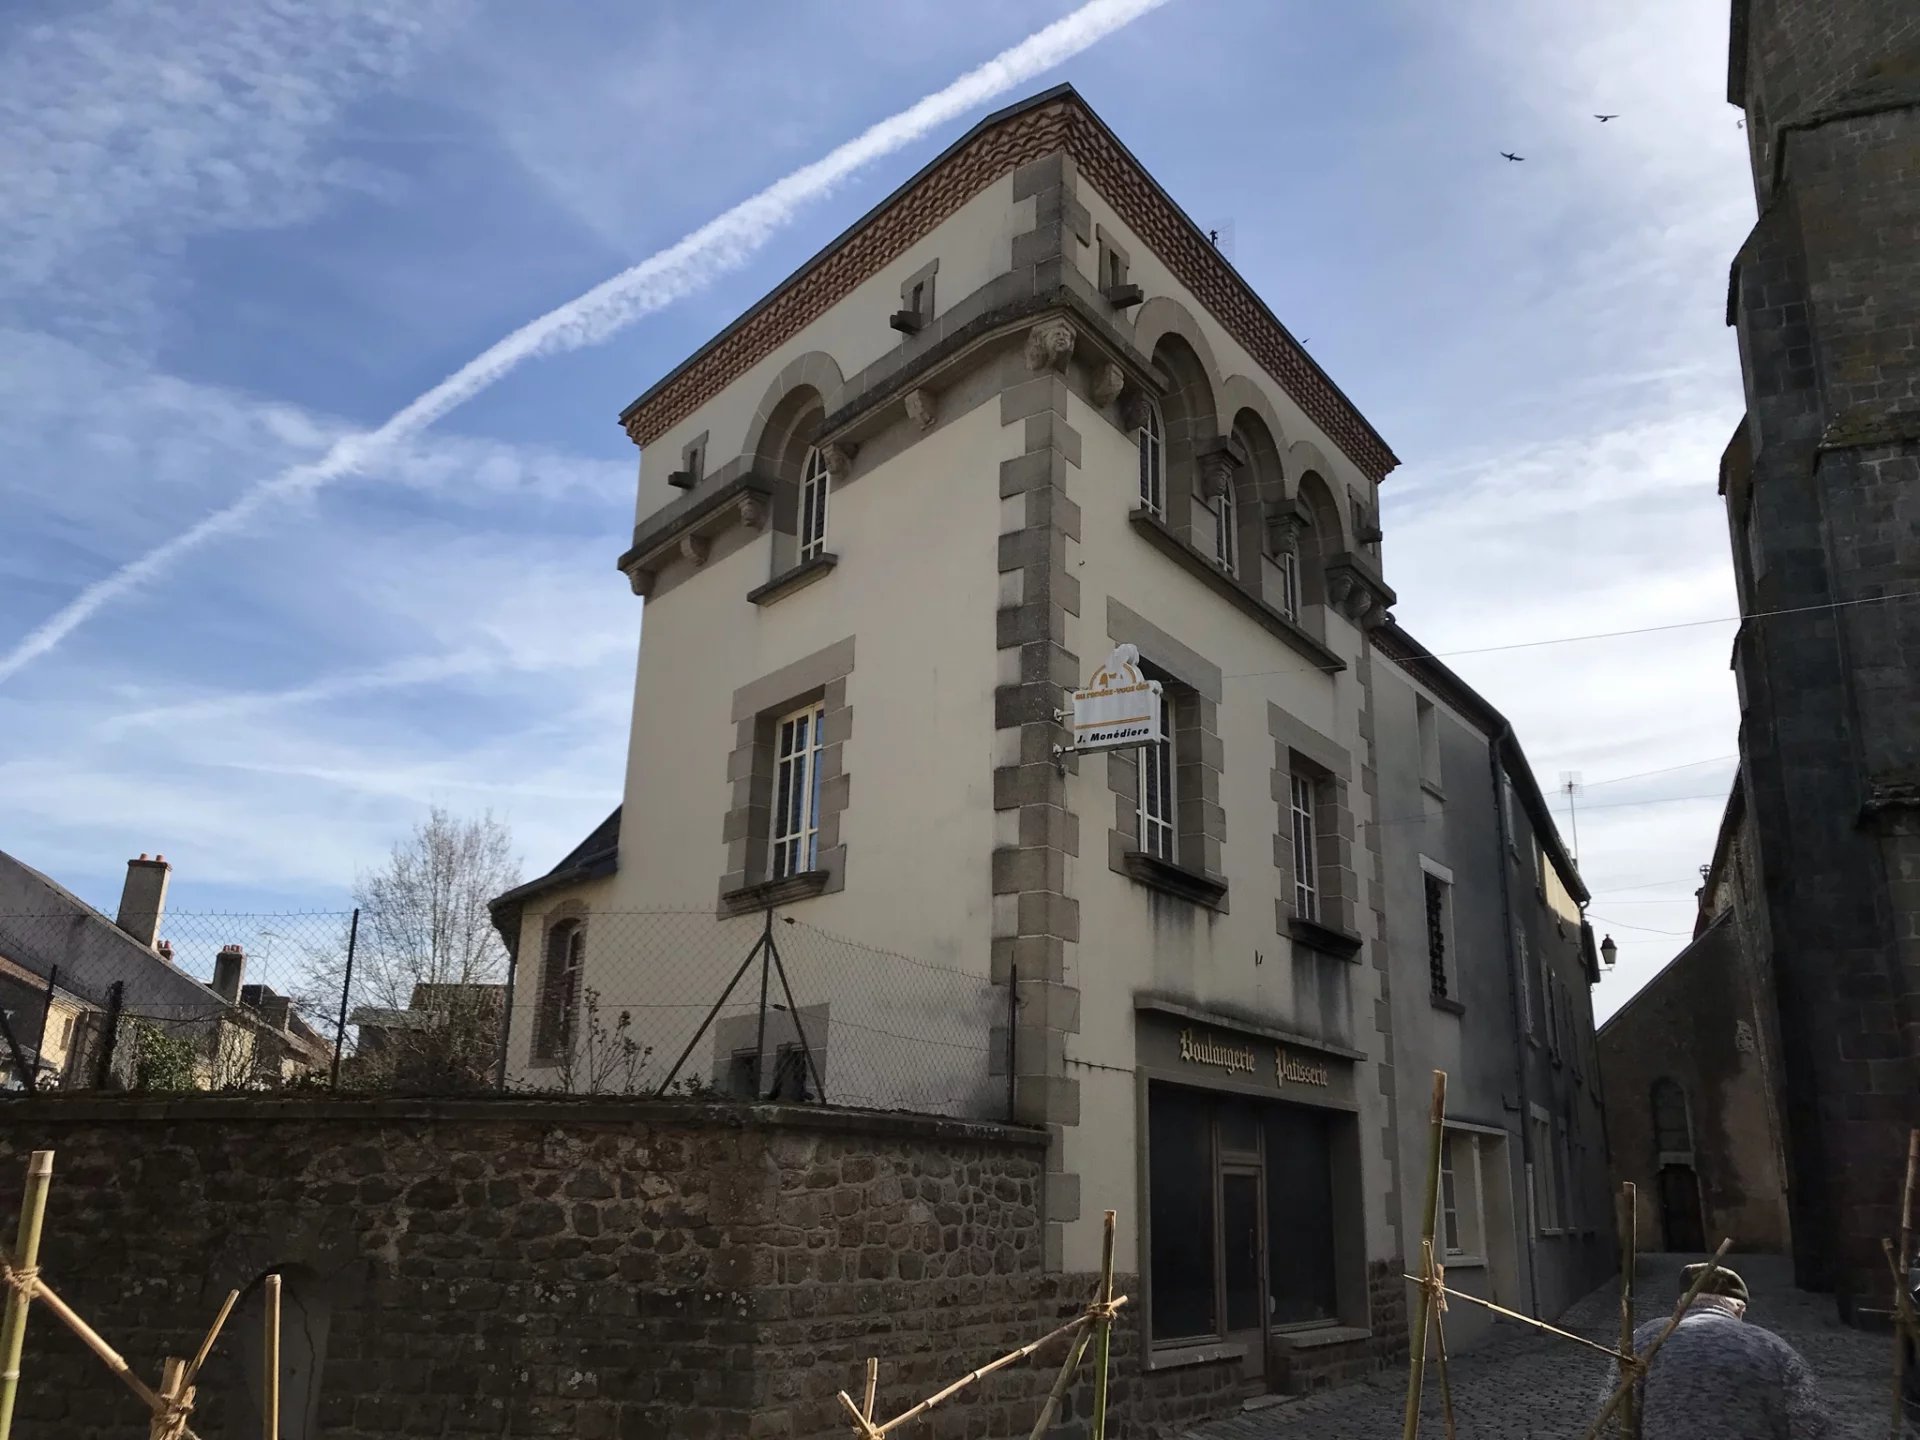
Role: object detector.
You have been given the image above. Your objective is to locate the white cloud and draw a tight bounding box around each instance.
[0,0,466,343]
[0,0,1170,688]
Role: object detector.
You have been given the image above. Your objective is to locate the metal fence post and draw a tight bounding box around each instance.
[752,908,773,1099]
[1007,962,1018,1123]
[35,967,58,1086]
[93,981,124,1090]
[330,908,360,1089]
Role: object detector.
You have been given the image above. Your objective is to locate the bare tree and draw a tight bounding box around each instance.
[293,809,521,1054]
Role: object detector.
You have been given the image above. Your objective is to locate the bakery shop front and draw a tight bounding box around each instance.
[1134,1000,1370,1391]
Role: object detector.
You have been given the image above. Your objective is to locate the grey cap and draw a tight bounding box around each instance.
[1680,1262,1749,1304]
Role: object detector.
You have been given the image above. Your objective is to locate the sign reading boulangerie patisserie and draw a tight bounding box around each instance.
[1143,1006,1354,1106]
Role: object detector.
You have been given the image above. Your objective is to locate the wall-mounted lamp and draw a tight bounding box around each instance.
[1600,934,1617,968]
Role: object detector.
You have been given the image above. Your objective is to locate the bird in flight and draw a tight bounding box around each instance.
[1501,151,1525,162]
[1594,113,1619,122]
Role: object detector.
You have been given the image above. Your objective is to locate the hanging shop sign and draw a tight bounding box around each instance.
[1068,644,1163,754]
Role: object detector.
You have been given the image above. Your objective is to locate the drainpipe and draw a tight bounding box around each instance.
[1489,722,1541,1319]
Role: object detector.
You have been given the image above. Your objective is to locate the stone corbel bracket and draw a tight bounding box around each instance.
[1195,434,1248,500]
[1323,551,1397,629]
[616,473,774,598]
[1266,496,1313,554]
[903,387,937,431]
[819,440,859,478]
[1024,315,1076,373]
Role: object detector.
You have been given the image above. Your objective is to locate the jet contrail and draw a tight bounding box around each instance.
[0,0,1167,687]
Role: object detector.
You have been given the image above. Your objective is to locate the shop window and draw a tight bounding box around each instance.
[1148,1084,1216,1341]
[1265,1106,1339,1325]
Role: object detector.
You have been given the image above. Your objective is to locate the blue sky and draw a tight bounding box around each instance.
[0,0,1755,1020]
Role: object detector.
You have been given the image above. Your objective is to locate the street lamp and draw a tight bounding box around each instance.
[1600,934,1617,968]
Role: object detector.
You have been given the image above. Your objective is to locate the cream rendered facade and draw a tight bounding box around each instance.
[498,85,1432,1395]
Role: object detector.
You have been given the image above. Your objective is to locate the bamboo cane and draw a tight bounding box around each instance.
[1026,1324,1093,1440]
[185,1290,240,1387]
[1893,1130,1918,1440]
[0,1150,54,1440]
[1578,1239,1734,1440]
[263,1274,281,1440]
[1618,1182,1639,1440]
[872,1308,1114,1437]
[1091,1208,1117,1440]
[0,1247,162,1410]
[861,1356,878,1424]
[1403,1071,1448,1440]
[150,1357,187,1440]
[1394,1277,1632,1362]
[835,1389,883,1439]
[1426,1241,1456,1440]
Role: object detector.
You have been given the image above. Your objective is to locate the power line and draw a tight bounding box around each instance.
[1588,912,1694,938]
[1583,754,1738,789]
[1362,788,1728,832]
[1221,588,1920,683]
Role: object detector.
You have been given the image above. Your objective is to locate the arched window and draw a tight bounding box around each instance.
[798,445,831,561]
[1651,1077,1692,1154]
[1213,472,1238,574]
[1137,402,1165,518]
[533,918,585,1062]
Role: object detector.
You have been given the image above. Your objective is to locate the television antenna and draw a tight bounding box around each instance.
[1560,772,1584,862]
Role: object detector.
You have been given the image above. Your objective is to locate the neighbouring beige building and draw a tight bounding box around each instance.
[491,84,1610,1405]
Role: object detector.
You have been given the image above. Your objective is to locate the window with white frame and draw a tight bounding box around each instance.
[1277,545,1301,621]
[1290,773,1320,921]
[1137,701,1177,862]
[798,445,831,561]
[1137,400,1165,518]
[1213,477,1238,574]
[533,918,586,1061]
[770,701,826,878]
[1530,1110,1558,1233]
[1440,1132,1485,1258]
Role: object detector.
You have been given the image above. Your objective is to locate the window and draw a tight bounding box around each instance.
[1555,1121,1573,1231]
[1502,774,1519,853]
[1416,696,1441,788]
[1515,925,1535,1038]
[1148,1084,1216,1340]
[1530,1110,1559,1233]
[1137,401,1165,518]
[1138,701,1177,862]
[771,702,827,878]
[1276,546,1301,621]
[1213,478,1238,573]
[798,445,831,561]
[1651,1078,1693,1155]
[1108,249,1124,288]
[59,1015,75,1048]
[533,919,585,1061]
[1544,960,1560,1056]
[1440,1133,1485,1258]
[1424,870,1452,999]
[1290,774,1320,921]
[909,281,925,315]
[686,444,702,480]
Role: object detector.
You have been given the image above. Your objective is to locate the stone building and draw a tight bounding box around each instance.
[1597,773,1793,1256]
[491,84,1611,1413]
[1720,0,1920,1316]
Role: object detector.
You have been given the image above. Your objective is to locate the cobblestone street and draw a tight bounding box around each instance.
[1183,1255,1891,1440]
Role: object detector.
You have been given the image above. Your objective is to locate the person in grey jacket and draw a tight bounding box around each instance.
[1595,1263,1833,1439]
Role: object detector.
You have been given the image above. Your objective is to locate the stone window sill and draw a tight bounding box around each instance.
[748,553,838,606]
[1273,1323,1371,1351]
[720,869,829,917]
[1145,1339,1244,1371]
[1442,1253,1487,1270]
[1128,510,1346,675]
[1122,851,1228,910]
[1287,913,1364,961]
[1421,778,1446,802]
[1430,994,1465,1017]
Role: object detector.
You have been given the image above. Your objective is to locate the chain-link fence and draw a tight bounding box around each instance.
[0,905,1013,1121]
[503,908,1008,1119]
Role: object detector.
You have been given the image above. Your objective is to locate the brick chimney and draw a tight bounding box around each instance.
[212,944,246,1003]
[115,854,172,948]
